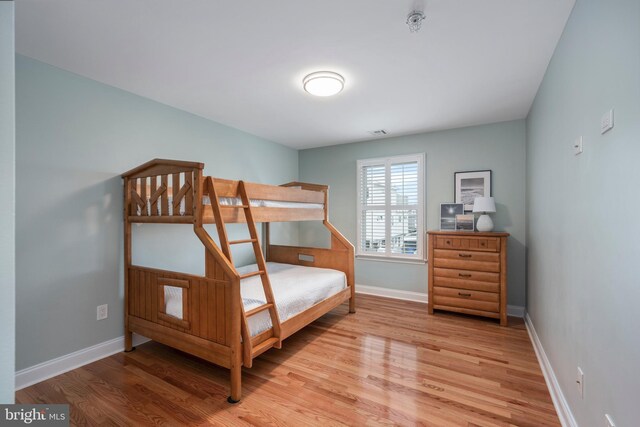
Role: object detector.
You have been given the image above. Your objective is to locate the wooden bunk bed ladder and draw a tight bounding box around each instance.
[205,177,282,367]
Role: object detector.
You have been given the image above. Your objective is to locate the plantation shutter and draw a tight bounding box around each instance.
[357,154,424,260]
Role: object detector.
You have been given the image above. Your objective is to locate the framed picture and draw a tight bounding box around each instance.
[455,214,475,231]
[440,203,463,230]
[454,170,492,212]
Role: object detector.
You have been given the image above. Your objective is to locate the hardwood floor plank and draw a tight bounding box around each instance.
[17,295,559,426]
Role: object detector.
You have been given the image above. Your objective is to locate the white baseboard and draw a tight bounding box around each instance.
[355,284,525,318]
[356,284,428,303]
[524,313,578,427]
[15,334,150,391]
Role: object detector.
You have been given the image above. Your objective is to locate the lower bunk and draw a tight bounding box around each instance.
[125,259,354,402]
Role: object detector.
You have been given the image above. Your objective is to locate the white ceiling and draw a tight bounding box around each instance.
[16,0,574,149]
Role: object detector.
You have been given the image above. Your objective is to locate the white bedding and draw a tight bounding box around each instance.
[137,196,323,216]
[164,262,347,337]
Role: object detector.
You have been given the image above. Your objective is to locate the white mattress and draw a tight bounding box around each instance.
[164,262,347,337]
[137,196,323,216]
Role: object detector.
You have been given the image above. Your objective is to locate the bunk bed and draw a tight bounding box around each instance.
[121,159,355,403]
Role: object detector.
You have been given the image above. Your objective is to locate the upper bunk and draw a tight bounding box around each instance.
[121,159,327,224]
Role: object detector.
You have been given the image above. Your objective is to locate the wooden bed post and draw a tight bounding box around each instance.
[264,223,270,261]
[228,275,242,404]
[123,176,133,352]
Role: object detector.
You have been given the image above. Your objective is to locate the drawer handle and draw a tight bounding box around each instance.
[458,273,471,278]
[458,253,472,258]
[446,240,451,244]
[458,292,472,297]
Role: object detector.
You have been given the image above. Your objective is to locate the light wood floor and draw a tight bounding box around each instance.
[17,294,559,426]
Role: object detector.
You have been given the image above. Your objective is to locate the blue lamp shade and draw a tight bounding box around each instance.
[473,197,496,232]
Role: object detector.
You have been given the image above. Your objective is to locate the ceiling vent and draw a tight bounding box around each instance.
[369,129,388,136]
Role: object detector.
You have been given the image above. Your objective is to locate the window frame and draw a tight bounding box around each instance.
[356,153,425,262]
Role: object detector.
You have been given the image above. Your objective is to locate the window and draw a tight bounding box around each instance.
[357,154,425,261]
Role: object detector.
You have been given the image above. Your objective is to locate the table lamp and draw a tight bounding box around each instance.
[473,197,496,232]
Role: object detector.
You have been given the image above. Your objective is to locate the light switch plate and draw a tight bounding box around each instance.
[601,109,614,134]
[574,136,583,155]
[576,367,584,398]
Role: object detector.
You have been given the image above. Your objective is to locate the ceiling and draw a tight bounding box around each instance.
[16,0,575,149]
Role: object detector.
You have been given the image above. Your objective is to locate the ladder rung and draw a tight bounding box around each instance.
[240,270,265,280]
[229,238,258,245]
[251,330,274,347]
[221,204,249,209]
[245,303,273,317]
[251,337,279,358]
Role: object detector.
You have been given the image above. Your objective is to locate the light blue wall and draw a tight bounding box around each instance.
[526,1,640,425]
[299,120,526,306]
[15,56,299,371]
[0,1,15,403]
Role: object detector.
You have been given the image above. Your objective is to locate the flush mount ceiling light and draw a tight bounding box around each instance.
[406,10,425,33]
[302,71,345,97]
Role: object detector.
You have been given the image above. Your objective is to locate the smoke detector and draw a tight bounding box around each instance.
[406,11,426,33]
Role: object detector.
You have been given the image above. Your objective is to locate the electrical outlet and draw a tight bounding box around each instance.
[97,304,108,321]
[605,414,615,427]
[601,109,614,134]
[576,367,584,398]
[573,136,583,155]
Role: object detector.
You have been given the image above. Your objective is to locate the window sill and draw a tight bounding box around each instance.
[355,255,427,265]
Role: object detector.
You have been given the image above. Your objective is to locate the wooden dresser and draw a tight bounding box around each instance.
[427,231,509,326]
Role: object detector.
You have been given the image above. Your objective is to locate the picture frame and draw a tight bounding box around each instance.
[455,214,475,231]
[440,203,463,230]
[454,170,492,212]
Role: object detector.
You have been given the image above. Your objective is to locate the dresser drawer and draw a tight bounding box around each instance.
[432,249,500,272]
[434,268,499,283]
[433,287,499,313]
[434,268,500,292]
[435,236,499,252]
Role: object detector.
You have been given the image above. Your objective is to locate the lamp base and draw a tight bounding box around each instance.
[476,214,494,232]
